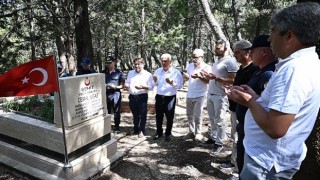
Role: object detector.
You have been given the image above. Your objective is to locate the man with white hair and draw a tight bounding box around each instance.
[153,53,183,142]
[183,49,211,141]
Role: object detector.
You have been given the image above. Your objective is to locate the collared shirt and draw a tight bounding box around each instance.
[244,47,320,172]
[153,67,183,96]
[125,69,154,95]
[186,62,211,98]
[208,56,239,95]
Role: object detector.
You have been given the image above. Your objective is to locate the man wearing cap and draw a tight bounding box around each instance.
[102,56,125,133]
[76,57,96,75]
[227,3,320,178]
[183,49,211,142]
[201,39,239,154]
[152,53,183,142]
[231,35,277,176]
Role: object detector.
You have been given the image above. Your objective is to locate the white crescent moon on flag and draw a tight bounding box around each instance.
[29,67,48,86]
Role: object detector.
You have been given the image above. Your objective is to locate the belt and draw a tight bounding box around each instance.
[156,94,176,97]
[130,93,147,97]
[210,93,218,95]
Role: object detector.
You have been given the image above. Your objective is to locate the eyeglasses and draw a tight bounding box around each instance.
[192,56,203,59]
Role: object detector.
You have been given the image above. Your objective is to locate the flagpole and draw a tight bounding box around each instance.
[53,56,71,168]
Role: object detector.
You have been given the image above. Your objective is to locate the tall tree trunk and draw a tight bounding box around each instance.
[27,1,36,60]
[198,0,227,41]
[140,1,146,63]
[231,0,241,40]
[255,1,264,36]
[74,0,94,68]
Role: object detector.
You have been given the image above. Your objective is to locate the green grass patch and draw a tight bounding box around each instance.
[1,95,54,123]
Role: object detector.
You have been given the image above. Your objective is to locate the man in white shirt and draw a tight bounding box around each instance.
[153,54,183,142]
[184,49,211,141]
[227,2,320,179]
[125,58,154,138]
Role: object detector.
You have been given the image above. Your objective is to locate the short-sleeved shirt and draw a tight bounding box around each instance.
[236,61,277,124]
[186,62,211,98]
[125,69,154,95]
[244,47,320,173]
[229,63,259,111]
[153,67,183,96]
[101,68,125,94]
[208,56,239,95]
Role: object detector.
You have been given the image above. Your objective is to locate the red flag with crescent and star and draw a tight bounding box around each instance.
[0,56,58,97]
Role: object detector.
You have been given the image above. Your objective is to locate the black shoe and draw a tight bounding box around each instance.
[202,138,215,144]
[164,135,171,142]
[219,162,235,169]
[210,144,223,154]
[113,129,121,134]
[153,134,163,140]
[126,129,139,135]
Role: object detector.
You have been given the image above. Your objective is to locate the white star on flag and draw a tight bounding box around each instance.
[21,77,29,84]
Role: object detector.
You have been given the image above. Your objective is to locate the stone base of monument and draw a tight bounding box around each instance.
[0,138,122,180]
[0,110,123,179]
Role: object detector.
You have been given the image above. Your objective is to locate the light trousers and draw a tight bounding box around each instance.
[186,96,206,135]
[207,94,229,145]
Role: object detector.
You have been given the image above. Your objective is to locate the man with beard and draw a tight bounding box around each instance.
[202,39,239,154]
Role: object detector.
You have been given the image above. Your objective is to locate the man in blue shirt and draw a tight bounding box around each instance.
[102,56,125,133]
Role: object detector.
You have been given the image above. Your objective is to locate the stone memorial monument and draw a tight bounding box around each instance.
[0,73,122,179]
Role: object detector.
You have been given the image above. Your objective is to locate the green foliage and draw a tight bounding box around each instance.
[1,96,54,123]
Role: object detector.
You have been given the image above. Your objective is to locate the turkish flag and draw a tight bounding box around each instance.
[0,56,58,97]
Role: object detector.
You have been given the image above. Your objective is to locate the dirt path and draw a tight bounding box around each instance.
[92,102,236,180]
[0,92,237,180]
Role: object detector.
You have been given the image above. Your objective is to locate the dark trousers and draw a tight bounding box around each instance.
[155,94,176,136]
[236,123,245,175]
[107,91,121,129]
[129,93,148,133]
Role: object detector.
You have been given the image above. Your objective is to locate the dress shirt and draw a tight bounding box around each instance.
[125,69,154,95]
[153,67,183,96]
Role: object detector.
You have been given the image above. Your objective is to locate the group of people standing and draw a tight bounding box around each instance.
[70,2,319,179]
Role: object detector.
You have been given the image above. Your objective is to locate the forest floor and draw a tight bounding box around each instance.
[0,91,237,180]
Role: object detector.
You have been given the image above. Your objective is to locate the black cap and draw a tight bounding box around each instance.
[243,35,270,50]
[106,56,116,63]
